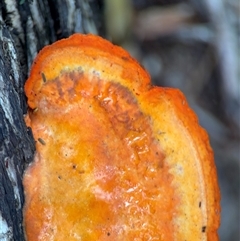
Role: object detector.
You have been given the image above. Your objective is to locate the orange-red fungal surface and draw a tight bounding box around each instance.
[23,34,220,240]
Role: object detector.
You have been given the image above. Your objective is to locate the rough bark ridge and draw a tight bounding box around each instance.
[0,23,35,240]
[0,0,102,240]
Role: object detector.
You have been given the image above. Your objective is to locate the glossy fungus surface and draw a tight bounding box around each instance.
[23,34,220,241]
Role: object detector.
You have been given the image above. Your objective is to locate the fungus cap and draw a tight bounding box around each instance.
[23,34,220,241]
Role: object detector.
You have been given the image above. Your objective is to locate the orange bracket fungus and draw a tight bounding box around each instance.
[23,34,220,240]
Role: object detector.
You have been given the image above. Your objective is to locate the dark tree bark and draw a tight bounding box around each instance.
[0,23,35,241]
[0,1,103,240]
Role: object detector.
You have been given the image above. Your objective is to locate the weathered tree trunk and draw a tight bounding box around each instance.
[0,1,103,240]
[0,23,35,241]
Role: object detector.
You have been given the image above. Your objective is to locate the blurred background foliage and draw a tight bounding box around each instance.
[104,0,239,240]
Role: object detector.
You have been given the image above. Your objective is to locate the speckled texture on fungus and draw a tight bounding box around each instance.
[23,34,220,240]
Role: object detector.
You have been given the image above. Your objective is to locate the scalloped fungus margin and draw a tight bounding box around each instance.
[23,34,220,241]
